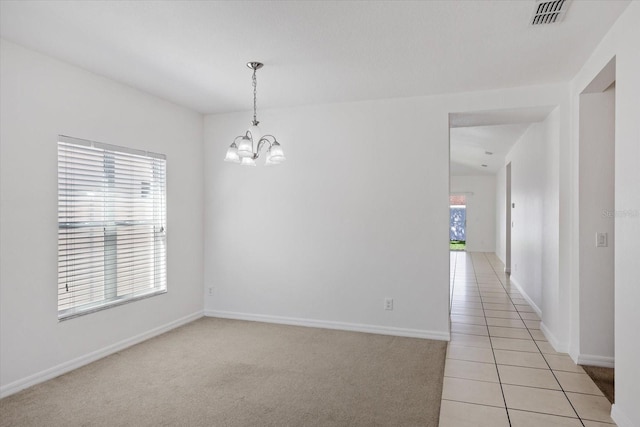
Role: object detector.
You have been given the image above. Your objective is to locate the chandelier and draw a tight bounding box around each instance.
[224,62,286,166]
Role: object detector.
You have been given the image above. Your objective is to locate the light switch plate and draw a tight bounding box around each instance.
[596,232,608,248]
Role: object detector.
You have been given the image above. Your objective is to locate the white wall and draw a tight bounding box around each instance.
[450,175,496,252]
[578,87,615,365]
[570,3,640,425]
[492,109,564,349]
[0,40,204,396]
[495,166,506,263]
[505,109,559,315]
[507,124,545,305]
[204,98,451,338]
[540,107,561,349]
[203,84,569,341]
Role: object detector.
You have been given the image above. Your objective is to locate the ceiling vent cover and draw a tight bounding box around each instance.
[531,0,570,25]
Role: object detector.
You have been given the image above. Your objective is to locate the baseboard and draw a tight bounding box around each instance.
[508,275,542,316]
[611,404,635,427]
[204,310,450,341]
[540,321,569,353]
[0,310,204,399]
[508,277,572,353]
[504,267,511,274]
[576,353,615,368]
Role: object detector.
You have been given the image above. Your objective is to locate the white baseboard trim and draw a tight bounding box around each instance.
[0,310,204,399]
[504,267,510,274]
[540,321,569,353]
[508,275,542,317]
[611,404,635,427]
[507,277,572,354]
[576,353,615,368]
[204,310,450,341]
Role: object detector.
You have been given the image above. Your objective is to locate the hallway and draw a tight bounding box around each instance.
[439,252,615,426]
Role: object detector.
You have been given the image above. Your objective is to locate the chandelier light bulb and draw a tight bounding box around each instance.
[224,143,240,163]
[267,142,286,164]
[236,136,253,158]
[240,157,256,166]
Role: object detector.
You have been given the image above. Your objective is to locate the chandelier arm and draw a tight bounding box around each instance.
[256,139,270,157]
[256,135,278,155]
[244,130,257,153]
[260,135,278,143]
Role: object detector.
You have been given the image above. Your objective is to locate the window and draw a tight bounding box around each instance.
[57,136,167,320]
[450,194,466,251]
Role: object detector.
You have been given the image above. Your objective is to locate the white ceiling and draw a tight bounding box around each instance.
[450,106,556,176]
[0,1,630,114]
[450,124,532,176]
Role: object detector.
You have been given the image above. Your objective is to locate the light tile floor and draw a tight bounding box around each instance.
[439,252,616,427]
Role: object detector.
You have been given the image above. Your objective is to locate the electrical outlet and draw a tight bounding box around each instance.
[208,287,214,296]
[384,298,393,311]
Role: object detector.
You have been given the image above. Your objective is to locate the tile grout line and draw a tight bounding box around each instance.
[482,252,587,427]
[470,253,512,427]
[448,253,608,425]
[446,252,509,423]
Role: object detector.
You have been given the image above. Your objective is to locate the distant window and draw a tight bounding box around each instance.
[450,194,466,242]
[57,136,167,320]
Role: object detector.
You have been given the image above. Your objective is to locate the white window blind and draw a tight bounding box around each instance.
[57,135,167,320]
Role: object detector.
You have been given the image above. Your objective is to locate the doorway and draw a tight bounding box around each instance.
[577,57,615,372]
[449,194,466,251]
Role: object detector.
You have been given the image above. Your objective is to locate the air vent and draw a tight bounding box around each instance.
[531,0,569,25]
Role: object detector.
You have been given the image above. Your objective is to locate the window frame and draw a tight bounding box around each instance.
[57,135,167,321]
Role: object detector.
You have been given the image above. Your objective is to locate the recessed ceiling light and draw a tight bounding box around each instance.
[485,151,493,155]
[481,164,488,167]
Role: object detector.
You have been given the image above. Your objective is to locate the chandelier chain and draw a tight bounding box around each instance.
[252,69,257,124]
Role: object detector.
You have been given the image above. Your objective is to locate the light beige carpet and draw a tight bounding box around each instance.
[0,318,447,426]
